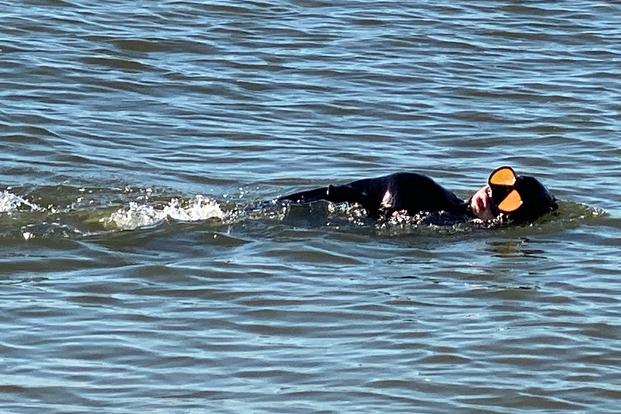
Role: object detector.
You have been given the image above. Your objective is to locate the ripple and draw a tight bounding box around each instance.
[81,56,152,71]
[2,1,621,412]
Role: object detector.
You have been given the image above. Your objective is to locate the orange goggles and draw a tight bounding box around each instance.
[488,166,523,213]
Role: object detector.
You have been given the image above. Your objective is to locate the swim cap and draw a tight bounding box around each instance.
[488,166,557,222]
[510,175,558,221]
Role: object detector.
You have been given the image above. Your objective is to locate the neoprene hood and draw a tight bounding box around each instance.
[509,175,558,222]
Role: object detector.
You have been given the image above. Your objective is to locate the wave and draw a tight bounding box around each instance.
[0,185,608,241]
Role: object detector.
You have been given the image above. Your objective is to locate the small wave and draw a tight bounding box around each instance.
[0,183,607,241]
[104,195,225,231]
[0,190,40,213]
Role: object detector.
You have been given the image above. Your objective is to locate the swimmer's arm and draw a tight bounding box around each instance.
[280,182,369,204]
[279,187,331,203]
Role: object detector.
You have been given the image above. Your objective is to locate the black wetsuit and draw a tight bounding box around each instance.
[280,172,471,220]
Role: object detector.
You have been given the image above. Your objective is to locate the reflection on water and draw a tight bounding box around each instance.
[486,239,547,259]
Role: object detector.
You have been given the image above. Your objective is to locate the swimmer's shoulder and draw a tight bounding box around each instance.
[386,171,438,186]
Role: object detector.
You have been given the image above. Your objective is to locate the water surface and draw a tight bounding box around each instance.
[1,1,620,413]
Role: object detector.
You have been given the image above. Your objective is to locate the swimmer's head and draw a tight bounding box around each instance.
[488,166,557,222]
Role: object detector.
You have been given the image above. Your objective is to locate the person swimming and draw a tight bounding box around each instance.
[279,166,558,223]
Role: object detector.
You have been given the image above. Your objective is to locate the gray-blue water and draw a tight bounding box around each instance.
[1,1,620,413]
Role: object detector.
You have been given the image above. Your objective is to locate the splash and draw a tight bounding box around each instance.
[316,199,608,237]
[0,190,40,213]
[104,195,225,230]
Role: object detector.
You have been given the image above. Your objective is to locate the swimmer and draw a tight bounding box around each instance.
[280,166,557,223]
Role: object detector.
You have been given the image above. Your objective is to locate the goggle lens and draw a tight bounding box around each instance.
[497,189,523,213]
[489,167,517,186]
[487,166,523,213]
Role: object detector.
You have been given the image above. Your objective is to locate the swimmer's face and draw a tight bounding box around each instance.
[470,185,497,221]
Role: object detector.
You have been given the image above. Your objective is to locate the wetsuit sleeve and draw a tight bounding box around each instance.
[279,182,370,204]
[278,187,331,203]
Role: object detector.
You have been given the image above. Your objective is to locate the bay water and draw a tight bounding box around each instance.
[1,1,620,413]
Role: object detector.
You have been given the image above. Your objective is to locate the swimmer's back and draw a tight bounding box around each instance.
[280,172,468,218]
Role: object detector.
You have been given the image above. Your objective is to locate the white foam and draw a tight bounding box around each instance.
[105,195,225,230]
[0,190,40,213]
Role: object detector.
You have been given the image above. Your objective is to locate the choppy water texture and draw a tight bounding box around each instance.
[1,1,620,413]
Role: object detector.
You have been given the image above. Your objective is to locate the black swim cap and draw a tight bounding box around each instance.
[508,175,558,222]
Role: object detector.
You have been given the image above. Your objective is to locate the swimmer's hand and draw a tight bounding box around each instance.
[470,185,496,221]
